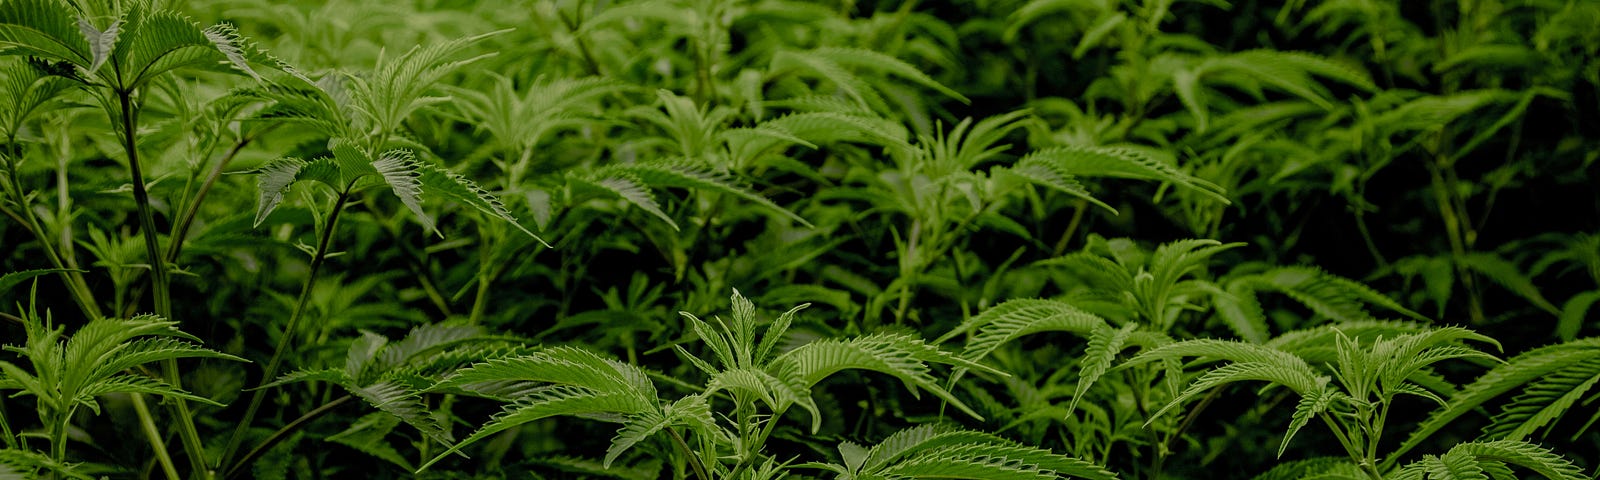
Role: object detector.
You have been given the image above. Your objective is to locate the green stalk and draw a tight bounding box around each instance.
[217,190,351,473]
[50,408,72,467]
[467,225,498,325]
[167,135,258,262]
[0,396,16,450]
[131,393,182,480]
[1051,199,1089,256]
[223,395,353,480]
[666,427,709,480]
[1320,413,1381,480]
[115,90,211,479]
[1,144,101,321]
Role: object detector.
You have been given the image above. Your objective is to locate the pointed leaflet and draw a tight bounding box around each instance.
[418,386,653,472]
[351,380,453,445]
[253,157,340,227]
[597,158,811,227]
[1481,358,1600,442]
[1556,291,1600,342]
[939,298,1108,365]
[1235,266,1429,323]
[75,374,226,411]
[774,333,991,420]
[1391,338,1600,462]
[770,49,890,112]
[1404,449,1487,480]
[371,149,430,233]
[996,158,1116,215]
[1458,441,1587,480]
[568,173,678,231]
[859,425,1006,472]
[1214,281,1270,343]
[805,47,970,103]
[85,336,244,381]
[325,413,414,471]
[1070,324,1136,415]
[75,17,119,74]
[115,10,239,88]
[415,160,544,243]
[1017,146,1230,205]
[605,395,716,469]
[1145,360,1328,425]
[0,57,73,135]
[604,407,670,469]
[1280,386,1341,457]
[0,0,90,65]
[344,331,389,380]
[877,443,1118,480]
[1457,252,1562,316]
[0,269,75,294]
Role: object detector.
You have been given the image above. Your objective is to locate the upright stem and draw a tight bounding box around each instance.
[118,91,171,318]
[167,136,256,262]
[467,226,497,325]
[1425,159,1483,324]
[666,427,709,480]
[116,90,211,480]
[2,145,101,320]
[223,395,353,480]
[217,190,351,473]
[131,393,182,480]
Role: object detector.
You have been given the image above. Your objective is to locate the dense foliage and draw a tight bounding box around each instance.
[1,0,1597,478]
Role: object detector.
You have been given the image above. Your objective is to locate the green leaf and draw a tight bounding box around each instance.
[0,268,75,294]
[352,380,453,445]
[418,386,651,472]
[1417,440,1587,480]
[75,17,118,73]
[325,412,414,471]
[1556,290,1600,342]
[1393,338,1600,461]
[806,47,969,103]
[371,149,429,232]
[415,160,544,243]
[569,173,677,230]
[775,333,991,420]
[1457,253,1561,316]
[939,298,1107,361]
[252,157,336,227]
[1214,282,1270,343]
[598,158,811,227]
[76,374,226,410]
[1483,358,1600,442]
[0,0,90,65]
[604,408,669,468]
[1016,146,1230,206]
[1280,387,1339,457]
[1070,324,1136,415]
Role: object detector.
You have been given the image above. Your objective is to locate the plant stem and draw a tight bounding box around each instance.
[1052,199,1089,256]
[1320,413,1381,480]
[1425,159,1484,324]
[0,397,16,450]
[468,226,497,325]
[666,427,709,480]
[218,190,351,473]
[223,395,353,480]
[118,90,171,322]
[131,393,182,480]
[115,90,212,480]
[2,145,102,321]
[167,135,257,262]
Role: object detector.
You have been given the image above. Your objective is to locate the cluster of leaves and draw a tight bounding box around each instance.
[0,0,1597,479]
